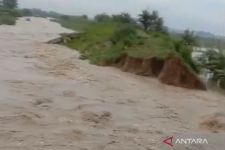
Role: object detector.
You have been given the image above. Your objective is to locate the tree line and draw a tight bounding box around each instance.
[94,10,166,33]
[0,0,17,9]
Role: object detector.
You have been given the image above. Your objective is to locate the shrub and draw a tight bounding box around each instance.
[88,42,125,65]
[94,13,111,22]
[110,24,138,46]
[173,40,199,73]
[112,13,134,24]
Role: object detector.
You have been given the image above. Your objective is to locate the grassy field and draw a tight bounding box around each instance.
[57,16,198,73]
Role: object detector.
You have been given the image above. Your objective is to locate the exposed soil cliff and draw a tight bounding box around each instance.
[115,54,164,77]
[114,54,206,90]
[158,57,206,90]
[47,21,206,91]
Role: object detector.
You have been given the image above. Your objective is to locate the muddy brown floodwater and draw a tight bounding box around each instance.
[0,17,225,150]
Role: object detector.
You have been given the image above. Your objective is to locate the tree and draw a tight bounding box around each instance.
[112,13,134,23]
[155,17,164,32]
[95,13,111,22]
[138,10,151,31]
[150,11,158,23]
[61,15,69,20]
[138,10,164,32]
[182,30,197,46]
[82,15,88,20]
[3,0,17,9]
[110,24,138,45]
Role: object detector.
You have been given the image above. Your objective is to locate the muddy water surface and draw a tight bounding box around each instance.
[0,17,224,150]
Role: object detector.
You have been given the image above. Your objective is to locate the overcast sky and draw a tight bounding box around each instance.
[18,0,225,36]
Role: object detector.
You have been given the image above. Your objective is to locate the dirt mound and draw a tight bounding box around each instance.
[158,57,206,90]
[200,113,225,133]
[114,54,164,77]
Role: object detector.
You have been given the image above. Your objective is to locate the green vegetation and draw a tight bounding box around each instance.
[66,21,118,64]
[0,8,17,25]
[171,30,225,50]
[138,10,165,32]
[1,4,223,90]
[2,0,17,9]
[200,49,225,89]
[57,10,197,72]
[53,9,225,89]
[0,0,18,25]
[182,30,197,46]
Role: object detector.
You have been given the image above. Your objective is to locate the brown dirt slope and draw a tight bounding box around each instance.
[158,57,206,90]
[115,54,164,77]
[114,54,206,90]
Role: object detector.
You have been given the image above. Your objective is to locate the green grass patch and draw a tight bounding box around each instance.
[125,33,175,58]
[59,18,198,73]
[66,21,118,51]
[66,23,176,63]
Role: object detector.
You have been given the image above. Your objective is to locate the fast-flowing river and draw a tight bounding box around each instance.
[0,17,224,150]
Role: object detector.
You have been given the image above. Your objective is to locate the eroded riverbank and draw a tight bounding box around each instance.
[0,17,224,150]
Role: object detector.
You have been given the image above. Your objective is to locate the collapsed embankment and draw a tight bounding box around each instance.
[49,34,206,90]
[113,54,206,90]
[47,32,78,44]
